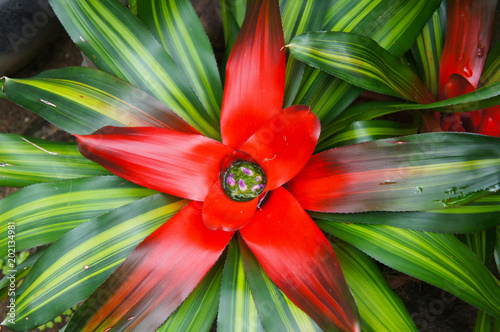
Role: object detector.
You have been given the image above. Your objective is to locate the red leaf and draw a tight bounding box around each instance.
[202,179,259,231]
[240,187,360,332]
[220,0,286,149]
[76,126,233,201]
[439,0,497,99]
[240,105,320,190]
[66,201,234,331]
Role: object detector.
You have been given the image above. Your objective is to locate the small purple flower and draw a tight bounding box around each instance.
[226,173,235,186]
[255,176,262,182]
[241,167,253,176]
[238,179,247,191]
[251,184,265,192]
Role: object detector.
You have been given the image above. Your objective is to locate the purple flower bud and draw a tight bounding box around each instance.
[251,184,265,192]
[226,173,236,185]
[238,179,247,191]
[241,167,253,176]
[255,176,262,182]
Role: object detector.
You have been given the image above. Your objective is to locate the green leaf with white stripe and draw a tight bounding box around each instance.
[137,0,222,120]
[49,0,219,139]
[158,256,224,332]
[289,31,435,104]
[218,238,264,332]
[1,67,196,135]
[322,120,419,149]
[2,194,187,330]
[410,2,446,98]
[310,193,500,234]
[318,82,500,147]
[480,42,500,87]
[239,237,321,332]
[295,0,441,124]
[0,134,110,187]
[318,222,500,319]
[0,176,157,256]
[331,239,417,332]
[280,0,328,107]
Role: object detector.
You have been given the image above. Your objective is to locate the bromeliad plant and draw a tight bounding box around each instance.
[1,0,500,331]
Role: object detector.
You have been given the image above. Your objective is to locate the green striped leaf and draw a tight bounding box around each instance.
[0,176,157,256]
[1,67,196,135]
[158,256,224,332]
[49,0,220,139]
[496,227,500,273]
[332,239,417,332]
[479,42,500,87]
[323,0,442,55]
[2,194,187,330]
[239,237,321,332]
[289,31,435,104]
[128,0,137,15]
[322,120,419,149]
[410,2,446,98]
[218,238,264,332]
[0,249,46,302]
[459,229,497,265]
[280,0,328,107]
[318,82,500,146]
[137,0,222,120]
[311,193,500,234]
[295,0,442,124]
[0,134,109,187]
[219,0,246,65]
[473,310,494,332]
[460,229,497,332]
[318,222,500,319]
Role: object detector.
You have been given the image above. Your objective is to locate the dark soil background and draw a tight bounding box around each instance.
[1,0,498,331]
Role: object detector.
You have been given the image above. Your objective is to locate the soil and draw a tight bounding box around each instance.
[0,1,497,331]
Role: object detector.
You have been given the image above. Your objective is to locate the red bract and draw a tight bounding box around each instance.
[438,0,500,135]
[74,0,360,331]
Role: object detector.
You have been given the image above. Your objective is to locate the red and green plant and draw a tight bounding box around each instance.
[0,0,499,331]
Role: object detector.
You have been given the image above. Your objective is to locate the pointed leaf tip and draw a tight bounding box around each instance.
[220,0,286,148]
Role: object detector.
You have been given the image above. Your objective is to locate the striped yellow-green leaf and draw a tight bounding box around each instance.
[318,82,500,145]
[2,194,187,330]
[473,310,494,332]
[0,134,109,187]
[0,176,157,256]
[158,256,224,332]
[0,249,46,302]
[459,229,497,332]
[0,67,197,135]
[280,0,328,107]
[496,227,500,273]
[289,31,435,104]
[218,238,264,332]
[321,119,419,149]
[318,222,500,319]
[479,42,500,87]
[239,236,321,332]
[48,0,220,139]
[331,239,418,332]
[295,0,442,124]
[137,0,223,121]
[310,193,500,234]
[219,0,246,66]
[410,2,446,98]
